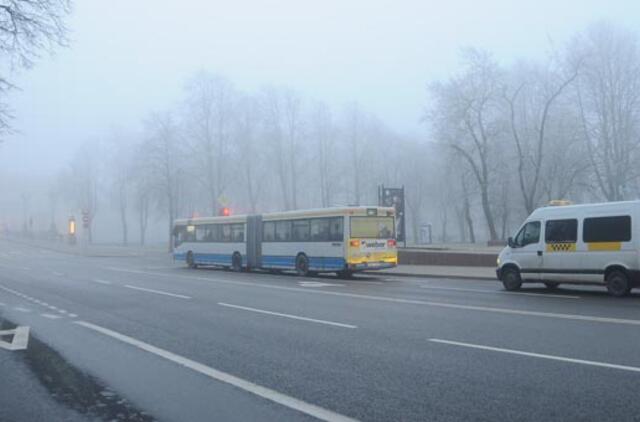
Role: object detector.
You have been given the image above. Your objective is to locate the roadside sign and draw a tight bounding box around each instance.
[378,185,406,245]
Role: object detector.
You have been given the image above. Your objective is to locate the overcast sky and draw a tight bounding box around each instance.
[1,0,639,176]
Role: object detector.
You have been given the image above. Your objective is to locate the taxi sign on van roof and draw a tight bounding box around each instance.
[548,199,573,206]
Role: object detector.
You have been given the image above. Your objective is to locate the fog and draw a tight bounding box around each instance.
[1,0,639,245]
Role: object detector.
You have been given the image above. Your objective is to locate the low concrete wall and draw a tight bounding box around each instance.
[398,249,498,267]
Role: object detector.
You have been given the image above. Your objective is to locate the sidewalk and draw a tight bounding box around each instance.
[0,237,167,258]
[374,264,497,280]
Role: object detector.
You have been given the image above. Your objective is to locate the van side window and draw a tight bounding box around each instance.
[583,216,631,242]
[515,221,540,247]
[545,219,577,243]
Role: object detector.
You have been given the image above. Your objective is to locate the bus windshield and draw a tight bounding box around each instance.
[350,216,395,239]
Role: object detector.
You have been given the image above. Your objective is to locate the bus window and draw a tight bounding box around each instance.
[204,224,219,242]
[221,224,232,242]
[293,219,310,241]
[275,220,291,241]
[174,225,195,246]
[350,216,395,239]
[174,226,185,247]
[311,219,330,241]
[232,224,244,242]
[329,217,344,241]
[195,225,207,242]
[263,221,276,242]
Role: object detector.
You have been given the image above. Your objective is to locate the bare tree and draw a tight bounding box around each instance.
[234,94,263,213]
[0,0,71,138]
[261,87,305,210]
[344,102,370,206]
[571,22,640,201]
[60,142,100,243]
[309,101,336,207]
[141,112,185,251]
[282,89,304,209]
[130,152,152,246]
[107,132,133,246]
[184,71,235,214]
[504,61,579,213]
[428,49,503,241]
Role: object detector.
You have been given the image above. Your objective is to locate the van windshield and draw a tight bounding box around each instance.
[515,221,540,246]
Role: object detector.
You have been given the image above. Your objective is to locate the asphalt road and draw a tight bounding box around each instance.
[1,239,640,421]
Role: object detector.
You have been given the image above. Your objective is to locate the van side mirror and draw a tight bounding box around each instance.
[507,237,515,248]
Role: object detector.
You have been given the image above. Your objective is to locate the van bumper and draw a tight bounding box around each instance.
[495,267,502,280]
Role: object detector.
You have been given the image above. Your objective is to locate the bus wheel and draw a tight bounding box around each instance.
[295,254,310,277]
[606,270,631,297]
[544,281,560,290]
[231,253,242,272]
[501,267,522,291]
[186,251,198,269]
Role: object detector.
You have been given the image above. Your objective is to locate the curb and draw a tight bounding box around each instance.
[369,270,496,281]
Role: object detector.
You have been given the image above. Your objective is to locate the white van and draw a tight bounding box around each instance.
[497,200,640,297]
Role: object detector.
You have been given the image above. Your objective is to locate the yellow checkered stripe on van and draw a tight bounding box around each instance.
[546,242,576,252]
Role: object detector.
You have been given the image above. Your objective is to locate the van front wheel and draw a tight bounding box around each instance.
[606,270,631,297]
[501,267,522,291]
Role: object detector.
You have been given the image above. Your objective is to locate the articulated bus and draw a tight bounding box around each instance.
[172,206,398,277]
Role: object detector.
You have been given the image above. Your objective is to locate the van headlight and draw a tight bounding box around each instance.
[496,257,501,266]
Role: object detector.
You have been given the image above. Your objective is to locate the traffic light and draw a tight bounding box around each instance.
[219,207,231,217]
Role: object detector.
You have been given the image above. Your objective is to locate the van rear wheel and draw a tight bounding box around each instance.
[606,270,631,297]
[501,267,522,291]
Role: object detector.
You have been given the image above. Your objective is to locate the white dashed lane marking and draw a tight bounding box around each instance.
[218,302,357,329]
[107,269,640,327]
[92,279,112,285]
[124,285,191,299]
[0,284,79,319]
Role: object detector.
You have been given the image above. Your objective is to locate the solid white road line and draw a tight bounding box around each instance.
[100,269,640,327]
[74,321,358,422]
[51,271,64,276]
[429,338,640,373]
[13,307,31,313]
[218,302,357,329]
[419,285,580,299]
[124,285,191,299]
[92,278,112,285]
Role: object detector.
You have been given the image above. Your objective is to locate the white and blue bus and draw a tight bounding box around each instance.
[172,206,398,277]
